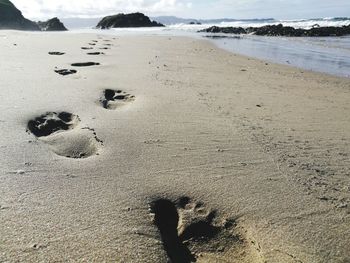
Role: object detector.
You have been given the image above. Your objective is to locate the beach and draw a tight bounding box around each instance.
[0,31,349,262]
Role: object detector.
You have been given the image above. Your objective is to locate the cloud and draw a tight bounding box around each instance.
[10,0,350,20]
[190,0,350,19]
[11,0,193,19]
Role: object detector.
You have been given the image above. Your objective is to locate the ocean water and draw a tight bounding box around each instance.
[207,35,350,78]
[71,17,350,78]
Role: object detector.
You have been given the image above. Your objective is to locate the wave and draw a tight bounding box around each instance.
[168,17,350,31]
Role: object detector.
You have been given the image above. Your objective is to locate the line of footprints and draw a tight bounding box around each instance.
[26,37,257,262]
[26,37,135,159]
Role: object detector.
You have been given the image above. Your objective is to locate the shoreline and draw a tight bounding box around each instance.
[3,28,350,78]
[0,31,349,262]
[69,28,350,78]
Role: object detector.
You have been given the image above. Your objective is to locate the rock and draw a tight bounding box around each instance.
[37,17,68,31]
[0,0,40,30]
[199,26,246,34]
[199,24,350,37]
[96,12,164,29]
[189,21,201,25]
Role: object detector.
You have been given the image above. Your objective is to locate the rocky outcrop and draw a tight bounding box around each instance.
[200,26,246,34]
[37,17,68,31]
[199,24,350,37]
[97,12,164,29]
[0,0,39,30]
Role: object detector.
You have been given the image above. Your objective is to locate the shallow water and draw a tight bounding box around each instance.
[208,35,350,78]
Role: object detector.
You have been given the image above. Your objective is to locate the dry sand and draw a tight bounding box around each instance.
[0,31,349,263]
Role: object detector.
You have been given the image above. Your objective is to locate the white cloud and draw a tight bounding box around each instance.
[11,0,193,19]
[10,0,350,20]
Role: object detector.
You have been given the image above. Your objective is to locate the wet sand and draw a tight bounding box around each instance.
[0,31,349,263]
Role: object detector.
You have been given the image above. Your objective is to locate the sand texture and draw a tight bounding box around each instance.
[0,31,349,263]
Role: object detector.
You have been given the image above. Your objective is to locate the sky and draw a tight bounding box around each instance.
[11,0,350,20]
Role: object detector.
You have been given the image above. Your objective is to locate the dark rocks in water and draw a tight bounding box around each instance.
[96,12,164,29]
[199,24,350,37]
[189,21,201,25]
[0,0,40,30]
[37,17,68,31]
[305,25,350,37]
[200,26,246,34]
[247,24,304,36]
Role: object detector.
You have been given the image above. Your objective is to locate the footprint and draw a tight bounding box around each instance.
[27,112,102,159]
[87,52,104,55]
[88,43,96,46]
[27,112,78,137]
[91,40,98,43]
[150,197,245,263]
[54,69,77,76]
[49,52,65,55]
[100,89,135,110]
[99,47,110,50]
[81,47,93,50]
[71,62,100,67]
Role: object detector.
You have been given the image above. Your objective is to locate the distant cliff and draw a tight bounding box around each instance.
[0,0,67,31]
[37,17,68,31]
[0,0,39,30]
[97,13,164,29]
[151,16,275,25]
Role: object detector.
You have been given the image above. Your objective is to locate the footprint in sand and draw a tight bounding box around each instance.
[81,47,94,50]
[49,52,65,55]
[99,47,110,50]
[150,197,256,263]
[100,89,135,110]
[87,52,104,55]
[88,43,96,46]
[54,69,77,76]
[71,62,100,67]
[27,112,102,159]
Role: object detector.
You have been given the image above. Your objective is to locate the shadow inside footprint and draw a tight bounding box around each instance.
[101,89,135,109]
[71,62,100,67]
[49,52,65,55]
[179,210,220,241]
[81,47,93,50]
[151,199,196,263]
[87,52,104,55]
[27,112,77,137]
[55,69,77,76]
